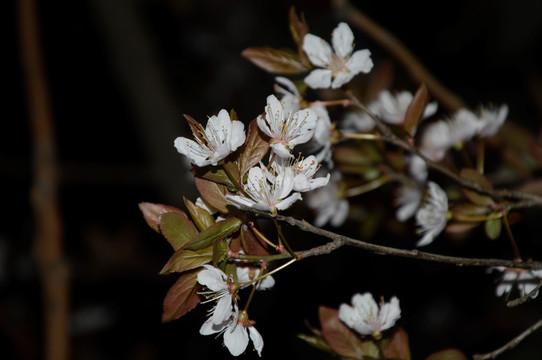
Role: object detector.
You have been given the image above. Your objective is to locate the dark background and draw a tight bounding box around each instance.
[5,0,542,359]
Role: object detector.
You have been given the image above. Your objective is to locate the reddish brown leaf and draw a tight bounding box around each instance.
[194,176,229,214]
[237,119,270,178]
[288,6,311,68]
[162,270,201,322]
[241,47,308,74]
[183,114,206,144]
[193,167,235,188]
[384,327,411,360]
[319,306,369,359]
[160,248,212,274]
[159,212,199,251]
[138,202,186,233]
[404,82,429,136]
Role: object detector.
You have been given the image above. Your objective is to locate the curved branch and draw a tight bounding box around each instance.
[246,209,542,270]
[472,316,542,360]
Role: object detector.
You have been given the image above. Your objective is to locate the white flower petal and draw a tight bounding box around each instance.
[212,295,233,325]
[174,137,212,167]
[346,49,374,75]
[269,143,294,159]
[248,326,264,356]
[197,265,227,292]
[275,192,302,210]
[304,69,333,89]
[302,33,333,67]
[224,323,249,356]
[331,22,355,58]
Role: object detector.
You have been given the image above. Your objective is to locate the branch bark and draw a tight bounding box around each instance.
[18,0,69,359]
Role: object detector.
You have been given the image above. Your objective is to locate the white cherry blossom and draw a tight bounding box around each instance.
[376,89,438,125]
[478,104,508,138]
[197,265,237,325]
[274,76,301,114]
[174,109,245,167]
[415,181,449,247]
[200,308,264,357]
[226,164,302,214]
[339,292,401,338]
[306,170,349,227]
[257,94,317,159]
[395,183,424,222]
[302,22,373,89]
[490,267,542,299]
[236,265,275,291]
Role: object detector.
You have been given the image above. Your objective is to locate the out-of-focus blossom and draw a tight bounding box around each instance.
[376,90,438,125]
[302,22,373,89]
[174,109,245,167]
[415,181,449,247]
[395,183,424,222]
[478,104,508,138]
[306,170,348,227]
[490,266,542,299]
[339,292,401,338]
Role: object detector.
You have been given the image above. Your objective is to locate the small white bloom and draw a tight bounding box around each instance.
[290,155,330,192]
[376,89,438,125]
[415,181,449,247]
[226,164,302,213]
[174,109,246,167]
[302,22,373,89]
[274,76,301,114]
[197,265,237,325]
[339,292,401,337]
[257,94,317,159]
[478,104,508,138]
[395,183,424,222]
[312,105,334,167]
[200,309,264,357]
[340,104,377,133]
[419,120,453,162]
[490,266,542,299]
[236,265,275,290]
[306,170,349,227]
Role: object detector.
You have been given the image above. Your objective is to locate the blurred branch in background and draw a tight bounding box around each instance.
[18,0,69,359]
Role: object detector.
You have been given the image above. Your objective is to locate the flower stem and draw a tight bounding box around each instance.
[341,132,381,141]
[345,175,390,198]
[273,218,299,259]
[239,258,297,288]
[250,224,279,250]
[503,213,522,260]
[308,99,353,107]
[452,212,503,222]
[242,268,262,312]
[477,139,486,174]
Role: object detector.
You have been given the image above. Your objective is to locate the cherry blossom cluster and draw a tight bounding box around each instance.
[140,7,542,359]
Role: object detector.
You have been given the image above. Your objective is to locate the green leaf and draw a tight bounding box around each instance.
[160,248,213,274]
[384,327,411,360]
[162,270,201,322]
[237,119,270,179]
[138,202,186,233]
[241,47,308,74]
[460,168,495,206]
[403,82,429,136]
[184,197,215,231]
[425,349,468,360]
[319,306,369,360]
[159,212,199,251]
[485,216,502,240]
[193,167,235,187]
[185,217,243,251]
[212,238,230,266]
[194,176,230,214]
[297,333,335,354]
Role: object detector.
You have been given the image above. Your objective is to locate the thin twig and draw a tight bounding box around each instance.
[246,209,542,270]
[472,316,542,360]
[18,0,69,359]
[506,280,542,307]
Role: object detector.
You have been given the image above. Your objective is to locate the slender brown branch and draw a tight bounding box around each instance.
[246,209,542,270]
[18,0,69,359]
[331,0,466,113]
[472,316,542,360]
[349,95,542,209]
[506,280,542,307]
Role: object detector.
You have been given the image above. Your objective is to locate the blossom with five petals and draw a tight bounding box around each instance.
[226,164,302,214]
[200,309,264,357]
[174,109,246,167]
[257,94,317,159]
[302,22,373,89]
[339,292,401,338]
